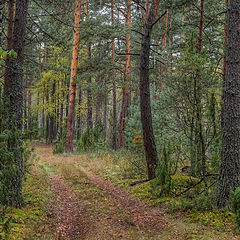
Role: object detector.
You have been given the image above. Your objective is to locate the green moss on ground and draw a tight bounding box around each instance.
[0,166,55,240]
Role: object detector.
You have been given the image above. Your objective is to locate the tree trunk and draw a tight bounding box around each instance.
[86,44,93,128]
[180,8,185,44]
[85,0,93,129]
[65,0,81,153]
[111,0,117,150]
[77,88,82,140]
[193,0,206,180]
[158,9,168,92]
[139,0,160,180]
[217,0,240,208]
[3,0,29,208]
[49,81,56,143]
[119,0,131,149]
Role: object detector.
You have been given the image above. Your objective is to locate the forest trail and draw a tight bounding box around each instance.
[79,166,166,232]
[50,175,88,239]
[36,145,169,240]
[35,145,240,240]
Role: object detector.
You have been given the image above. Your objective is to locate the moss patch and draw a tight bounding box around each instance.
[0,166,54,240]
[186,210,235,228]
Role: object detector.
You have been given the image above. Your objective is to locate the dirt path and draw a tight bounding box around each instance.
[35,146,240,240]
[79,166,166,233]
[50,175,88,240]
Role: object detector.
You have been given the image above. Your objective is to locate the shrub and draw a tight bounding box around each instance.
[231,187,240,227]
[53,132,66,154]
[76,123,106,152]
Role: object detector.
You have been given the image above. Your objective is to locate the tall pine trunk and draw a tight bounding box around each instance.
[139,0,160,180]
[65,0,81,153]
[3,0,29,208]
[217,0,240,208]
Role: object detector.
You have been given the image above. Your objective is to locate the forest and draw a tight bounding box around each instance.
[0,0,240,239]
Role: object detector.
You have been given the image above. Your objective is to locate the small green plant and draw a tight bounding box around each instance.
[151,145,172,196]
[76,123,105,152]
[231,187,240,227]
[0,207,13,240]
[53,131,66,154]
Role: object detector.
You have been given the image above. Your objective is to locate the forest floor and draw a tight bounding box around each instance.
[2,144,240,240]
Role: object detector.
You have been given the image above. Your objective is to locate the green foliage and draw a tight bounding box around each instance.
[169,192,214,213]
[0,48,17,62]
[186,210,234,228]
[152,146,173,196]
[76,123,106,152]
[53,132,66,154]
[231,187,240,227]
[22,141,35,177]
[0,169,54,239]
[0,116,33,206]
[0,207,12,240]
[0,127,23,205]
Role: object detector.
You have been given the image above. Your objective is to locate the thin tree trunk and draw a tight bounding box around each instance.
[49,81,56,143]
[86,44,93,128]
[85,0,93,129]
[168,9,173,76]
[217,0,240,208]
[139,0,161,180]
[119,0,131,149]
[180,8,185,44]
[111,0,117,150]
[194,0,206,180]
[158,9,168,92]
[65,0,81,153]
[77,88,82,140]
[46,85,49,142]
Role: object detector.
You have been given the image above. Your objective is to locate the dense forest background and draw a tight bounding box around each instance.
[1,0,240,239]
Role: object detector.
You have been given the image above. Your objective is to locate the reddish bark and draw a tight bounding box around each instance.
[65,0,81,153]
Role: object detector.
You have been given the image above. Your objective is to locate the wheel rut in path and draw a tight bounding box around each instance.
[50,175,88,240]
[79,166,166,233]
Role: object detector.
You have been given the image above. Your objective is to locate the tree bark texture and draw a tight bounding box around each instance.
[3,0,29,208]
[217,0,240,208]
[65,0,81,153]
[139,0,160,180]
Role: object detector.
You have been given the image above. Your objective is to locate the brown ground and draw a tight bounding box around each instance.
[79,166,166,233]
[35,145,240,240]
[50,175,88,240]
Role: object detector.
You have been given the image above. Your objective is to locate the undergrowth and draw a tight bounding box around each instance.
[0,163,54,239]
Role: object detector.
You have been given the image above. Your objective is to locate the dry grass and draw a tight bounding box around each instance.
[35,146,240,240]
